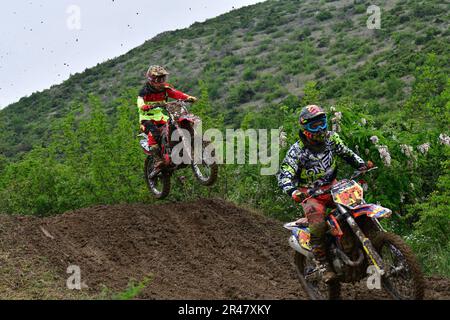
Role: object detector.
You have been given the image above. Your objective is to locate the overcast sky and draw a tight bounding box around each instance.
[0,0,265,109]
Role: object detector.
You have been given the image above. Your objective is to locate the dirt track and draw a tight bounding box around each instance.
[0,198,448,299]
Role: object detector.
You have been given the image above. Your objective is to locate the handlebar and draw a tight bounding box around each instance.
[155,100,193,107]
[300,167,378,204]
[302,188,330,203]
[349,166,378,180]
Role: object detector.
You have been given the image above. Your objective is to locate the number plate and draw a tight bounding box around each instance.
[331,180,364,207]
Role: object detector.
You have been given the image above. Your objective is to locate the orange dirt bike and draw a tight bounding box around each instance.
[284,167,425,300]
[138,101,218,199]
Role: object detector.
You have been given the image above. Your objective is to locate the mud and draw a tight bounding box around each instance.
[0,198,448,299]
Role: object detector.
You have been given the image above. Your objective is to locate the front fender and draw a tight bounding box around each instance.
[177,115,199,125]
[352,204,392,219]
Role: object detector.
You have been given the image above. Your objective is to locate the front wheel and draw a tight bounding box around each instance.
[191,141,218,186]
[144,156,171,199]
[192,162,218,186]
[294,252,341,300]
[373,232,425,300]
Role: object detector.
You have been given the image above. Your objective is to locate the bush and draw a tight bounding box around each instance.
[228,82,256,106]
[354,4,366,14]
[243,67,257,81]
[316,10,333,21]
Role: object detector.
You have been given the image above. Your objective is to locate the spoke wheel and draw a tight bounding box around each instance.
[294,252,341,300]
[144,156,170,199]
[374,232,425,300]
[187,127,218,186]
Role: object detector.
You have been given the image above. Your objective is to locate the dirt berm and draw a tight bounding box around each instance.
[0,198,448,299]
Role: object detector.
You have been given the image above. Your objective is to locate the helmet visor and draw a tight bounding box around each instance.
[304,116,327,133]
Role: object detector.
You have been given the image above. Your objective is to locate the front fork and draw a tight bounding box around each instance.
[337,204,386,276]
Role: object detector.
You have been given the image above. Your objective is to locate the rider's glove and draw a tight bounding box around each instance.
[185,96,197,103]
[292,190,308,203]
[359,160,374,171]
[141,105,152,112]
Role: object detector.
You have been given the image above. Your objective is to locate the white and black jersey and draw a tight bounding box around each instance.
[277,131,365,196]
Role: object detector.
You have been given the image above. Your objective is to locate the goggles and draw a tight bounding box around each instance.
[304,116,327,133]
[150,75,166,83]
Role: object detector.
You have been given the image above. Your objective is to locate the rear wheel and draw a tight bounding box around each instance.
[144,156,170,199]
[373,232,425,300]
[294,252,341,300]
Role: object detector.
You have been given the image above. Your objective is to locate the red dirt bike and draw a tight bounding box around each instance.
[284,167,425,300]
[139,101,218,199]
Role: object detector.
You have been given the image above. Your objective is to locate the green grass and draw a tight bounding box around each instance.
[98,274,153,300]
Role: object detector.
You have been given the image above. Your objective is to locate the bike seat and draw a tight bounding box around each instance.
[294,217,309,226]
[285,218,309,228]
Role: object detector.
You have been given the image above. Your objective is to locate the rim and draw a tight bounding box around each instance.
[148,174,164,196]
[192,163,213,182]
[380,243,415,299]
[298,256,330,300]
[191,140,216,182]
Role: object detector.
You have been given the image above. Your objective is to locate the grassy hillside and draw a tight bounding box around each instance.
[0,0,448,276]
[0,0,448,157]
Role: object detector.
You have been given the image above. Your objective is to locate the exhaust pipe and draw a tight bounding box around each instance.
[288,235,314,259]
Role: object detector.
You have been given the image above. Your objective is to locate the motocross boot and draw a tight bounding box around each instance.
[149,145,164,176]
[312,246,337,283]
[310,222,337,283]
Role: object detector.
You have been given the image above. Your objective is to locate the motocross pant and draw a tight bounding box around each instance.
[141,120,167,147]
[301,182,337,263]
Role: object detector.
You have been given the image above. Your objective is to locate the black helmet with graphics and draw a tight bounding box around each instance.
[299,105,328,144]
[299,105,326,125]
